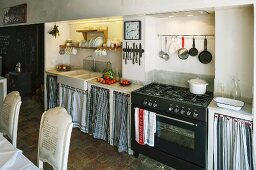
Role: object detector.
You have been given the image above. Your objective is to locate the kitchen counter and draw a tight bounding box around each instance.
[46,69,69,75]
[208,99,253,121]
[88,79,143,94]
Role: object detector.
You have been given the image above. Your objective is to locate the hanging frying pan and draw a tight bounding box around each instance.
[198,37,212,64]
[189,37,198,56]
[178,36,189,60]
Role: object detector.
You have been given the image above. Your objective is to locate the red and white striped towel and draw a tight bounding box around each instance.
[135,108,156,146]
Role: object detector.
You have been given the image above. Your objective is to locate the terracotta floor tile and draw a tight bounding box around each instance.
[17,99,174,170]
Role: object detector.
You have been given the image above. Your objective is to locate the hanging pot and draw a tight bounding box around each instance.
[189,37,198,56]
[177,36,189,60]
[198,37,212,64]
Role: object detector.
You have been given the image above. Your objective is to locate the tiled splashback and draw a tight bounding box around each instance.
[145,70,214,92]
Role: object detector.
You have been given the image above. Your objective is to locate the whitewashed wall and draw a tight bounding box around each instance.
[215,6,253,101]
[44,22,70,69]
[122,16,146,82]
[0,0,253,27]
[154,14,215,75]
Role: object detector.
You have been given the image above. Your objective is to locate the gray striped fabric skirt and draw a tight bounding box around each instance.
[46,75,58,109]
[112,91,129,152]
[88,85,110,142]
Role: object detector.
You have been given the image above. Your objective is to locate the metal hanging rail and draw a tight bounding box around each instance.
[158,34,215,37]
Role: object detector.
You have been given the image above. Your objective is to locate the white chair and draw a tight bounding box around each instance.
[0,91,22,147]
[37,107,73,170]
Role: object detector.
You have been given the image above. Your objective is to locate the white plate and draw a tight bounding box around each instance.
[93,37,103,47]
[214,97,244,111]
[89,39,94,47]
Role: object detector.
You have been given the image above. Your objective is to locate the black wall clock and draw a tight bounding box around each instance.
[124,21,141,40]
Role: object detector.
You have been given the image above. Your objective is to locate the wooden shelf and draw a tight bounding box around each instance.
[59,44,122,51]
[76,28,108,41]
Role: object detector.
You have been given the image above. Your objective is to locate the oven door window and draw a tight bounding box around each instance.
[157,122,195,150]
[154,113,207,167]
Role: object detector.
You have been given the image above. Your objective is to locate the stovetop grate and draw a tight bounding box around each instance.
[134,83,213,107]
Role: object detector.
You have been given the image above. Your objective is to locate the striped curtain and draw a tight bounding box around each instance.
[46,75,58,109]
[88,85,110,142]
[112,91,129,152]
[59,84,88,133]
[213,114,254,170]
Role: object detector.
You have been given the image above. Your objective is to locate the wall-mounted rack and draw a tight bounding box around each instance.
[158,34,215,38]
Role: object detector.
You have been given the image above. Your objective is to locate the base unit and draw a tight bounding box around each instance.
[131,142,204,170]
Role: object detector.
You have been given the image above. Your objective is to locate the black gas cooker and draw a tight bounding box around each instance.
[131,83,213,122]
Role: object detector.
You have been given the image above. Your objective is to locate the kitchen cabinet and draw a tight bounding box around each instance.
[0,77,7,107]
[59,84,88,133]
[207,100,254,170]
[112,91,130,152]
[212,113,253,170]
[8,72,32,97]
[87,85,110,141]
[46,74,58,109]
[87,81,141,153]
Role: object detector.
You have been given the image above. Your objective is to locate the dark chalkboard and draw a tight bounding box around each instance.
[0,23,44,95]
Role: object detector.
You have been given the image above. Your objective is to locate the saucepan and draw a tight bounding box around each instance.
[177,36,189,60]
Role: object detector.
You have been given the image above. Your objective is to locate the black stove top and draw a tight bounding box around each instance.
[132,83,213,122]
[134,83,213,107]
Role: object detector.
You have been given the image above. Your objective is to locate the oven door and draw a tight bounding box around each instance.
[154,113,207,167]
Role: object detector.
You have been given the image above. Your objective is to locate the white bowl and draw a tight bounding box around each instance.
[214,97,244,111]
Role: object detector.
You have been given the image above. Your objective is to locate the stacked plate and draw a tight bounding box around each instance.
[79,36,104,48]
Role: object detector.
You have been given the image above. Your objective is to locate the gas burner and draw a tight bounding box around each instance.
[134,83,213,107]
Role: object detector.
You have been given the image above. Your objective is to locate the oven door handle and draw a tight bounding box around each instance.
[156,113,197,126]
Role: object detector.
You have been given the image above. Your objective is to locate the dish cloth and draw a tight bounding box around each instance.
[135,108,144,145]
[144,111,156,147]
[135,108,156,146]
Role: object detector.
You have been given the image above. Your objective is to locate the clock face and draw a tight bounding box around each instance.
[124,21,141,40]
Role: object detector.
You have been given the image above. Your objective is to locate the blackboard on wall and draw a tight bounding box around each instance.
[0,24,44,95]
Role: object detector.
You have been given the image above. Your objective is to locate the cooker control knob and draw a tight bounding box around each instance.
[174,108,180,113]
[193,112,199,118]
[153,103,157,108]
[180,110,185,114]
[148,102,152,106]
[187,111,192,116]
[143,101,148,105]
[168,107,173,111]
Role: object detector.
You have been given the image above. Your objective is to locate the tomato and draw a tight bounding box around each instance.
[105,76,110,80]
[102,80,105,84]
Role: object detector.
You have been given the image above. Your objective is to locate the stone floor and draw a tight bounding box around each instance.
[17,99,174,170]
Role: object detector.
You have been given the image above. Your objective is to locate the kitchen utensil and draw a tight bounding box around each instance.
[102,49,107,56]
[159,37,165,59]
[198,37,212,64]
[129,45,132,60]
[139,43,142,65]
[188,78,208,95]
[178,36,189,60]
[161,37,170,61]
[214,97,244,111]
[189,37,198,56]
[72,47,77,55]
[127,45,130,61]
[168,37,175,54]
[123,43,126,59]
[135,44,138,63]
[132,43,135,64]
